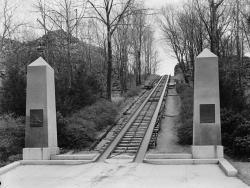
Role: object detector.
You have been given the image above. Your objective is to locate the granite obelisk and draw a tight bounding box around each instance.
[192,48,223,159]
[23,57,59,160]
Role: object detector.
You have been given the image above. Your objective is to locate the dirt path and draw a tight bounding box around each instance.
[150,80,191,153]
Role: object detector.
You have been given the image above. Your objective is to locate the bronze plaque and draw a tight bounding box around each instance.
[200,104,215,123]
[30,109,43,127]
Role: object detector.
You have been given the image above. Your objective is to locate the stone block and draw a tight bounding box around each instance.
[23,147,59,160]
[193,49,222,147]
[192,145,223,159]
[219,159,238,177]
[23,57,59,160]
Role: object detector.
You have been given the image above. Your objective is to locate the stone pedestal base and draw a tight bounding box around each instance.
[23,147,59,160]
[192,145,223,159]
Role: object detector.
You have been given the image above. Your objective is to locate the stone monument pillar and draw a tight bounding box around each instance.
[23,57,59,160]
[192,48,223,159]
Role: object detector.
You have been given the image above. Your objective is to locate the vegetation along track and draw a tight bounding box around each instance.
[97,75,170,162]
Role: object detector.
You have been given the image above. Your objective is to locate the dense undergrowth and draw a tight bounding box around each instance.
[0,99,118,167]
[0,84,142,167]
[57,99,118,150]
[0,114,25,167]
[176,82,250,160]
[176,83,193,145]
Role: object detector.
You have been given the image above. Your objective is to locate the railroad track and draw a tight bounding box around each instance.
[94,89,152,153]
[97,75,170,162]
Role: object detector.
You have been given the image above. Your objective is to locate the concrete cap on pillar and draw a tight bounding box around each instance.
[197,48,217,58]
[28,57,53,70]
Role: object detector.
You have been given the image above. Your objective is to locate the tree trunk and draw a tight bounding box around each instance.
[137,50,141,85]
[107,28,112,100]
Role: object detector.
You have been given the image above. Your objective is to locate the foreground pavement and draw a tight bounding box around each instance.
[1,162,249,188]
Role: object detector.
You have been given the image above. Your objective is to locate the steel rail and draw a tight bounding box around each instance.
[96,76,165,162]
[134,75,170,162]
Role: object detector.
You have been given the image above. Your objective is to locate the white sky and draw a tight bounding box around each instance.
[145,0,183,75]
[4,0,185,75]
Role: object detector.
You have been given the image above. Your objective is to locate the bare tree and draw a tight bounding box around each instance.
[0,0,23,53]
[35,0,86,88]
[113,16,131,93]
[87,0,134,100]
[143,26,154,76]
[130,5,148,86]
[194,0,231,56]
[159,6,188,82]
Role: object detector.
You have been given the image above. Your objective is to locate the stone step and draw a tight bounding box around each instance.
[109,154,134,159]
[219,159,238,177]
[145,153,192,159]
[21,160,93,165]
[51,153,99,161]
[143,159,219,165]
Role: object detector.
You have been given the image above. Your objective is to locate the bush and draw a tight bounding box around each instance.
[1,52,104,117]
[232,122,250,138]
[1,66,26,116]
[233,136,250,156]
[219,64,247,112]
[176,83,193,145]
[56,71,103,116]
[220,109,250,158]
[0,114,25,165]
[177,118,193,145]
[220,109,246,147]
[231,122,250,156]
[125,87,141,98]
[57,99,118,150]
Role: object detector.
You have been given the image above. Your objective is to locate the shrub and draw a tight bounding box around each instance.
[220,109,246,148]
[232,122,250,138]
[220,109,250,158]
[219,64,247,112]
[232,122,250,156]
[0,114,25,165]
[233,135,250,156]
[221,109,246,135]
[125,87,141,98]
[177,118,193,145]
[55,73,102,116]
[176,83,193,145]
[57,99,118,150]
[176,83,190,95]
[1,52,104,117]
[1,66,26,116]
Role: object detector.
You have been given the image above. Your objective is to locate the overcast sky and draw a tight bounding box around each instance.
[145,0,183,75]
[6,0,185,75]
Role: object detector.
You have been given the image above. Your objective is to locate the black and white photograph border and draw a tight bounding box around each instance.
[0,0,250,187]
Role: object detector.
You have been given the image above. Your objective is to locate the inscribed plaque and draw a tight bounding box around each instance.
[200,104,215,123]
[30,109,43,127]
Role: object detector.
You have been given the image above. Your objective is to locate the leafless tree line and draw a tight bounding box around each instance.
[159,0,250,85]
[0,0,159,100]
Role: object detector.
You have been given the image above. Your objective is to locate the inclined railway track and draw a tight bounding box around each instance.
[97,75,170,162]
